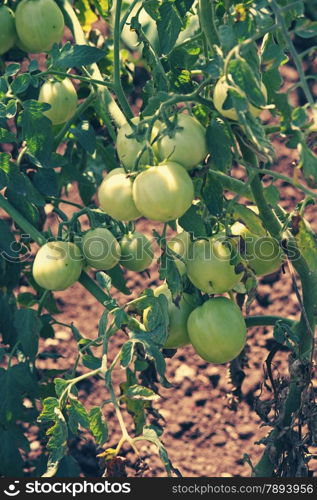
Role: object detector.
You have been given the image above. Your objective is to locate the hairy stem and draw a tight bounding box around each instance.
[113,0,134,119]
[60,0,126,130]
[198,0,220,51]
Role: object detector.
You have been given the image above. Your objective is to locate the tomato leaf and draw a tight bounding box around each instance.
[178,205,207,238]
[14,309,41,361]
[89,407,108,445]
[202,171,224,217]
[206,120,233,172]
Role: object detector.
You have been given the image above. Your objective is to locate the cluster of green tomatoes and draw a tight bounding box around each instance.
[32,107,282,365]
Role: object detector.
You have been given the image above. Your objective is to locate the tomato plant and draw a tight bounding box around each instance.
[0,0,316,481]
[38,78,78,125]
[15,0,65,53]
[0,5,16,55]
[32,241,83,291]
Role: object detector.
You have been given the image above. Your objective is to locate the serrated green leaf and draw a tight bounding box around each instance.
[38,397,59,423]
[89,407,108,445]
[202,171,223,217]
[14,309,41,360]
[178,204,207,238]
[206,120,232,172]
[126,384,160,401]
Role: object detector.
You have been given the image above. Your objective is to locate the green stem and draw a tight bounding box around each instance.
[0,194,46,246]
[258,168,317,199]
[119,0,139,32]
[207,168,255,201]
[270,0,314,106]
[60,0,126,130]
[245,316,294,328]
[40,70,114,89]
[198,0,220,51]
[113,0,134,119]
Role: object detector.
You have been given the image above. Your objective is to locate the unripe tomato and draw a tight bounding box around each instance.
[157,114,207,170]
[32,241,83,291]
[231,221,283,276]
[188,297,246,364]
[120,232,154,272]
[167,231,191,275]
[144,284,198,349]
[82,227,121,271]
[38,78,78,125]
[213,76,268,120]
[116,117,160,170]
[186,235,242,294]
[15,0,65,53]
[0,6,16,55]
[132,162,194,222]
[98,168,141,222]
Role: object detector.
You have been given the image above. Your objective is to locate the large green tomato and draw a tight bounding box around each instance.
[116,117,159,170]
[82,227,121,271]
[157,114,207,170]
[187,297,246,364]
[98,168,141,222]
[15,0,65,53]
[33,241,83,291]
[186,235,242,294]
[231,221,283,276]
[132,162,194,222]
[167,231,191,275]
[0,6,16,55]
[120,232,154,272]
[144,284,197,349]
[38,78,78,125]
[213,76,268,120]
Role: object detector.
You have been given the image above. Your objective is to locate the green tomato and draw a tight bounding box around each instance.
[213,76,268,120]
[157,114,207,170]
[15,0,65,53]
[167,231,191,275]
[231,221,283,276]
[38,78,78,125]
[32,241,83,291]
[132,162,194,222]
[186,235,242,294]
[144,284,197,349]
[0,6,16,55]
[82,227,121,271]
[188,297,246,364]
[120,231,154,272]
[98,168,141,222]
[116,117,160,170]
